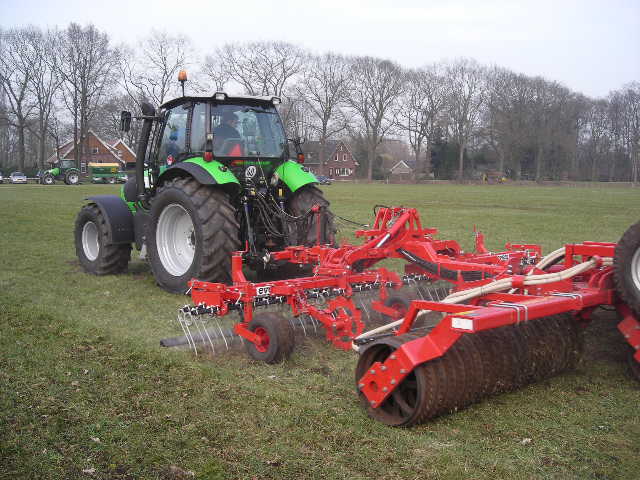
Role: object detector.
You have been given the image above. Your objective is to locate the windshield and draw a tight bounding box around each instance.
[13,172,25,176]
[191,102,287,159]
[61,160,75,169]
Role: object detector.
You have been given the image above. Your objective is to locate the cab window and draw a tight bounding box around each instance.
[158,107,188,165]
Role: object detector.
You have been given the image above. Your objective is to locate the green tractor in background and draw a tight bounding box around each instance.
[74,74,335,294]
[41,159,81,185]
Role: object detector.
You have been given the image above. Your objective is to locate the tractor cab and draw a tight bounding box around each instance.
[152,95,289,178]
[60,159,76,170]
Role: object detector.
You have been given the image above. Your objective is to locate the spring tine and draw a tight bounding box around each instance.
[216,320,229,350]
[193,315,214,355]
[181,311,198,356]
[201,320,218,353]
[298,315,308,336]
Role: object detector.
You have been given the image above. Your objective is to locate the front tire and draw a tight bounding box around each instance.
[614,221,640,316]
[74,204,131,274]
[42,174,54,185]
[147,177,240,294]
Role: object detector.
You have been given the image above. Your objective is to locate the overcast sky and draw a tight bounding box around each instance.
[2,0,638,98]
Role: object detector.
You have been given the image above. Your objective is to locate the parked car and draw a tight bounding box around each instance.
[10,172,27,184]
[0,172,4,184]
[316,175,333,185]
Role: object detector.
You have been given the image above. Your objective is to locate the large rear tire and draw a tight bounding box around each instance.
[65,170,79,185]
[614,221,640,316]
[285,185,336,247]
[262,185,335,280]
[147,177,240,294]
[74,204,131,275]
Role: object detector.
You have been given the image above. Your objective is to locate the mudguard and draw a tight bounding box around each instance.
[276,160,318,193]
[87,195,134,244]
[158,157,240,190]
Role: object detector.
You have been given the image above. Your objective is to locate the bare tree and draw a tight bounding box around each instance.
[0,27,37,171]
[347,56,404,181]
[25,27,62,169]
[216,41,305,97]
[444,58,486,180]
[619,82,640,184]
[397,64,448,178]
[121,30,191,107]
[296,53,351,174]
[202,54,230,92]
[55,23,118,168]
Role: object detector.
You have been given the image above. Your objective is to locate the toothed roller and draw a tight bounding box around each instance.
[356,314,584,427]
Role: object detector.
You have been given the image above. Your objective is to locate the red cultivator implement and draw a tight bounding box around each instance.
[162,207,640,426]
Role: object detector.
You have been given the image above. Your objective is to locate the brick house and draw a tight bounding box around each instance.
[388,160,414,182]
[46,130,135,173]
[303,140,358,180]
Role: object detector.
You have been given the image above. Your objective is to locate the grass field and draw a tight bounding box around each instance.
[1,182,639,479]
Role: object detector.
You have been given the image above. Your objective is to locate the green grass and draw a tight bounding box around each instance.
[1,182,639,479]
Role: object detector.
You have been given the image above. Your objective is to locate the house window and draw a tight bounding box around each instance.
[117,150,122,157]
[92,147,99,154]
[329,168,333,176]
[334,154,338,161]
[80,162,87,173]
[343,154,347,162]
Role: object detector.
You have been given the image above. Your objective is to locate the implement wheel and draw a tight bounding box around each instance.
[244,312,295,364]
[356,335,435,427]
[74,204,131,275]
[614,221,640,316]
[382,291,413,321]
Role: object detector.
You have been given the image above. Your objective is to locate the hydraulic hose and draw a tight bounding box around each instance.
[352,255,612,351]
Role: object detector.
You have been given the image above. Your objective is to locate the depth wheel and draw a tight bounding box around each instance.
[381,290,413,321]
[244,312,295,364]
[74,204,131,274]
[614,221,640,316]
[147,177,240,294]
[355,335,436,427]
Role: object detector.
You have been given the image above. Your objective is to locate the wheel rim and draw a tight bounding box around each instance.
[356,341,422,426]
[632,248,640,292]
[82,221,100,261]
[156,203,196,276]
[45,176,53,184]
[69,173,78,184]
[253,327,270,352]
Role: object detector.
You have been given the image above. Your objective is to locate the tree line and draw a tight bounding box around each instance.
[1,23,638,183]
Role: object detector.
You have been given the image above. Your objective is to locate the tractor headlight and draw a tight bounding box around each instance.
[270,172,280,187]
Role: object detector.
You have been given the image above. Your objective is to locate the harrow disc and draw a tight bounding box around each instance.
[356,314,584,427]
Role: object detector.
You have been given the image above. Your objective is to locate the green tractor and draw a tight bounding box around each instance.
[74,87,335,293]
[41,159,81,185]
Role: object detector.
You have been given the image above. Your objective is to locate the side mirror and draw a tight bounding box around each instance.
[120,111,132,132]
